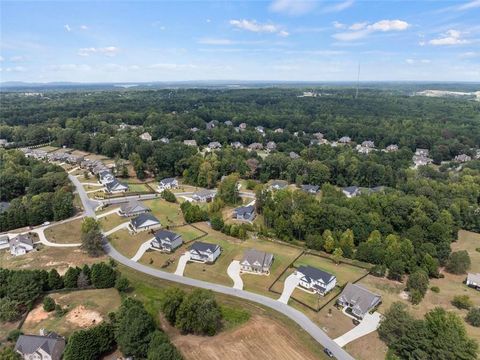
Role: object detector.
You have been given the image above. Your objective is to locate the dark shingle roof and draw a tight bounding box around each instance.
[234,205,255,216]
[297,265,335,284]
[15,333,65,359]
[120,200,149,214]
[131,213,160,228]
[154,229,181,241]
[188,241,219,253]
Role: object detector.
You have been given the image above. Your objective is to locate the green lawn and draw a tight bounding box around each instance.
[44,218,83,244]
[99,213,129,232]
[143,198,185,226]
[109,229,154,258]
[126,183,152,193]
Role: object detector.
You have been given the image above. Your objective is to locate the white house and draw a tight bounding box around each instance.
[9,234,34,256]
[152,229,183,253]
[207,141,222,150]
[188,241,221,263]
[129,213,161,233]
[157,177,178,191]
[269,180,288,191]
[183,140,197,146]
[0,235,10,250]
[412,155,433,168]
[301,184,319,194]
[98,170,115,185]
[385,144,399,152]
[104,179,128,194]
[295,265,336,296]
[191,190,216,203]
[160,137,170,144]
[140,132,152,141]
[15,332,65,360]
[338,136,351,144]
[466,273,480,290]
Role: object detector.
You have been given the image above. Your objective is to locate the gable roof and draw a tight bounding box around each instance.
[338,283,381,316]
[15,333,65,359]
[131,213,160,228]
[154,229,181,242]
[241,249,273,268]
[10,234,33,247]
[193,189,216,198]
[234,205,255,216]
[467,273,480,283]
[297,265,335,284]
[301,184,319,193]
[188,241,220,254]
[343,186,360,195]
[270,180,288,188]
[159,177,176,185]
[105,179,128,192]
[120,200,149,214]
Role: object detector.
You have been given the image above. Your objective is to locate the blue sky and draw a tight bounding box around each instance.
[1,0,479,82]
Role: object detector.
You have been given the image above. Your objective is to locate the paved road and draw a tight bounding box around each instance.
[104,242,354,360]
[68,174,99,218]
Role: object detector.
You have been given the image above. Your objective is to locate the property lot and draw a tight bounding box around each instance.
[109,229,155,258]
[99,212,129,232]
[124,182,152,193]
[22,289,121,336]
[37,145,58,153]
[143,198,185,226]
[44,218,83,244]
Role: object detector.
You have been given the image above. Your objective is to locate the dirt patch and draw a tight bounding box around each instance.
[162,315,320,360]
[66,305,103,328]
[399,291,409,300]
[25,306,50,324]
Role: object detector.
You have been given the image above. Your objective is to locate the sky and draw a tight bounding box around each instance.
[1,0,479,83]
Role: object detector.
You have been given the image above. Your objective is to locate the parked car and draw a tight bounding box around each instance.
[324,348,335,358]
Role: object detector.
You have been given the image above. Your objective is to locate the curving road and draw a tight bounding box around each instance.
[73,175,355,360]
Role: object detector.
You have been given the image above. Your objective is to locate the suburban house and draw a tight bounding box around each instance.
[466,273,480,290]
[9,234,34,256]
[274,128,284,133]
[248,142,263,151]
[239,123,247,130]
[188,241,221,263]
[207,141,222,150]
[98,170,115,185]
[289,151,300,159]
[190,127,199,133]
[415,148,430,157]
[412,154,433,167]
[313,132,324,139]
[233,205,256,221]
[104,179,129,194]
[295,265,337,296]
[301,184,319,194]
[183,140,197,146]
[140,132,152,141]
[206,120,217,130]
[224,120,233,126]
[342,186,361,198]
[15,332,65,360]
[191,190,216,203]
[356,141,376,154]
[361,186,385,195]
[230,141,243,149]
[157,177,178,191]
[255,126,265,135]
[0,234,10,250]
[269,180,288,191]
[338,136,352,144]
[454,154,472,163]
[151,229,183,253]
[337,283,382,319]
[160,137,170,144]
[240,249,274,275]
[119,200,150,217]
[385,144,399,152]
[129,213,161,233]
[266,141,277,152]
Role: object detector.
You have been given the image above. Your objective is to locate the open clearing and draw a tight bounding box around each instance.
[44,218,83,244]
[165,315,322,360]
[22,289,121,336]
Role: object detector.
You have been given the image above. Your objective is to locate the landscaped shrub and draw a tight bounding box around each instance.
[115,276,130,293]
[161,189,176,203]
[466,308,480,327]
[42,296,56,312]
[430,286,440,293]
[452,295,473,310]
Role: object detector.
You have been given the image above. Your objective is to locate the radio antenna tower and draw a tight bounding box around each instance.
[355,62,361,99]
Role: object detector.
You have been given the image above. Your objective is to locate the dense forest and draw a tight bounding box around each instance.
[0,150,75,231]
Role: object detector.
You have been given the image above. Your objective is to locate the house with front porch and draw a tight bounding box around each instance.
[188,241,221,263]
[129,213,161,233]
[295,265,336,296]
[233,205,256,221]
[240,249,273,275]
[152,229,183,253]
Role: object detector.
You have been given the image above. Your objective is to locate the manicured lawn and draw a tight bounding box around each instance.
[125,183,152,193]
[45,218,83,244]
[109,229,154,258]
[143,198,185,226]
[21,289,121,336]
[99,213,129,232]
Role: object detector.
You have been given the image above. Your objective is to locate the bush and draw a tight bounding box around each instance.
[210,214,224,231]
[161,189,176,203]
[430,286,440,293]
[475,247,480,253]
[371,264,387,277]
[91,263,116,289]
[452,295,473,310]
[7,329,22,342]
[64,322,115,360]
[446,251,471,275]
[406,270,429,304]
[115,276,130,293]
[43,296,56,312]
[466,307,480,327]
[160,288,185,325]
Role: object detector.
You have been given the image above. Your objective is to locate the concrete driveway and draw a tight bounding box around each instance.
[278,273,300,304]
[227,260,243,290]
[175,252,191,276]
[96,208,120,219]
[103,222,129,236]
[131,239,153,262]
[334,312,382,347]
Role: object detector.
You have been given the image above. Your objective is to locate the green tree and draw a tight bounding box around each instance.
[0,298,21,322]
[466,307,480,327]
[115,276,130,293]
[81,227,104,257]
[160,287,185,325]
[63,267,81,288]
[446,250,471,274]
[147,331,183,360]
[52,189,74,221]
[322,229,335,253]
[210,214,224,231]
[47,269,64,290]
[0,346,21,360]
[339,229,355,258]
[452,295,473,310]
[64,323,114,360]
[387,260,405,282]
[332,247,343,264]
[161,189,177,203]
[91,263,116,289]
[406,270,429,304]
[43,296,56,312]
[216,174,240,205]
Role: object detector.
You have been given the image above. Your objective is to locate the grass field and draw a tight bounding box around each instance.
[44,218,83,244]
[143,198,185,226]
[109,229,154,258]
[21,289,121,336]
[99,213,129,232]
[125,183,152,193]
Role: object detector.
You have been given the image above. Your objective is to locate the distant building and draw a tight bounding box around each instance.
[152,230,183,253]
[412,155,433,168]
[160,137,170,144]
[295,265,337,296]
[415,148,429,157]
[255,126,265,135]
[239,123,247,130]
[274,128,284,133]
[342,186,360,198]
[233,205,256,221]
[248,142,263,151]
[119,200,150,217]
[0,234,10,250]
[385,144,399,152]
[188,241,221,263]
[266,141,276,152]
[98,170,115,185]
[190,127,199,133]
[0,201,10,214]
[454,154,472,163]
[338,136,352,144]
[9,234,34,256]
[191,190,216,203]
[224,120,233,126]
[157,177,178,191]
[269,180,288,190]
[104,179,128,194]
[207,141,222,150]
[301,184,319,194]
[313,132,324,140]
[0,139,9,147]
[289,152,300,159]
[337,283,382,319]
[206,120,217,130]
[183,140,197,146]
[140,132,152,141]
[15,332,65,360]
[230,141,243,149]
[240,249,273,275]
[130,213,161,233]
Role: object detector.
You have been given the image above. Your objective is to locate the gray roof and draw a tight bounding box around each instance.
[15,333,65,359]
[105,179,128,192]
[159,177,176,185]
[270,180,288,188]
[467,273,480,283]
[297,265,335,284]
[131,213,160,228]
[234,205,255,216]
[241,249,273,268]
[154,229,181,242]
[188,241,220,254]
[343,186,360,195]
[193,189,216,198]
[301,184,319,193]
[10,234,33,247]
[338,283,381,316]
[120,200,149,214]
[0,201,10,213]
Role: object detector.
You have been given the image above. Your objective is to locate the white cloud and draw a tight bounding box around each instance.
[0,56,4,62]
[459,51,478,58]
[428,30,469,46]
[0,66,27,72]
[64,24,71,32]
[333,19,409,41]
[333,21,345,29]
[149,63,198,70]
[405,58,431,64]
[77,46,120,57]
[229,19,289,36]
[457,0,480,10]
[323,0,354,13]
[10,55,25,62]
[269,0,317,15]
[80,25,88,30]
[198,38,234,45]
[48,64,92,72]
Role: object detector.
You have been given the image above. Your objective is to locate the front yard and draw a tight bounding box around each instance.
[44,218,83,244]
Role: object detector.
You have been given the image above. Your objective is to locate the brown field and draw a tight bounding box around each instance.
[22,289,121,336]
[99,213,129,231]
[345,332,389,360]
[44,218,83,244]
[165,315,323,360]
[0,245,106,274]
[109,229,155,258]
